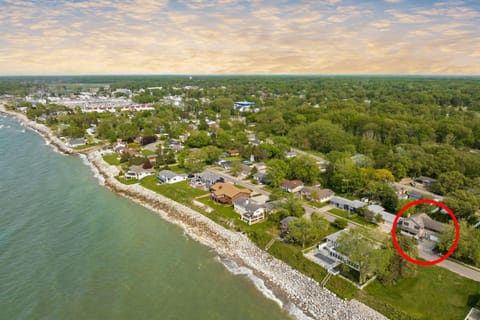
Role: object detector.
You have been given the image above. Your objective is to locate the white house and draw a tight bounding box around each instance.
[281,180,304,193]
[124,165,155,180]
[157,170,187,184]
[233,197,266,225]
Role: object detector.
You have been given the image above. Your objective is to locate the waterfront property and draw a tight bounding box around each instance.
[66,137,86,148]
[124,165,155,180]
[192,171,223,189]
[233,197,266,225]
[317,229,360,271]
[330,196,366,213]
[210,182,251,205]
[157,170,187,184]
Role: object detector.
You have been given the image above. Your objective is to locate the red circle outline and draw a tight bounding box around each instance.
[391,199,460,266]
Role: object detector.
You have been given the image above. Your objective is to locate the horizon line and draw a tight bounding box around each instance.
[1,73,480,78]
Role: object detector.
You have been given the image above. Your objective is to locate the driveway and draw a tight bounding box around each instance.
[418,240,480,282]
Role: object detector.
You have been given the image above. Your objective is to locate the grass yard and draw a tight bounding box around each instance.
[141,149,156,156]
[309,201,329,208]
[328,208,377,228]
[140,177,208,205]
[195,197,278,236]
[103,154,121,165]
[363,265,480,320]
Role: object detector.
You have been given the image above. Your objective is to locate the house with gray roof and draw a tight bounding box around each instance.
[398,213,445,241]
[193,171,223,189]
[233,197,266,225]
[366,204,398,230]
[330,196,366,213]
[157,170,187,184]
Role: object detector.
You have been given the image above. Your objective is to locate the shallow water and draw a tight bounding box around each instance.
[0,115,289,320]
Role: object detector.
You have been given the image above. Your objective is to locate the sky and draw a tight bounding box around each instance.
[0,0,479,75]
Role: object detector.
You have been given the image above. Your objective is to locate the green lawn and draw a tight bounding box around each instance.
[140,177,208,205]
[141,149,156,156]
[195,197,278,236]
[103,154,121,165]
[309,201,329,208]
[74,142,102,150]
[115,176,139,185]
[328,208,377,228]
[363,266,480,320]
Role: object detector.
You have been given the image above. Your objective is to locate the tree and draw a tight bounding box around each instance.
[185,131,211,148]
[230,160,242,177]
[183,149,207,173]
[443,190,480,220]
[285,218,316,248]
[333,218,348,229]
[379,235,417,285]
[142,159,153,169]
[266,159,289,188]
[336,229,389,284]
[360,181,398,213]
[288,155,320,184]
[432,171,466,195]
[201,146,222,165]
[438,221,480,266]
[374,169,395,183]
[277,194,305,218]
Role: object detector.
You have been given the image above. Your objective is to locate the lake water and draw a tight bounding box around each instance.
[0,115,290,320]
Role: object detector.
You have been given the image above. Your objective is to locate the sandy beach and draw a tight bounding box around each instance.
[1,105,387,320]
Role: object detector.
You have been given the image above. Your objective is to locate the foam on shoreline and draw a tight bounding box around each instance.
[2,106,388,320]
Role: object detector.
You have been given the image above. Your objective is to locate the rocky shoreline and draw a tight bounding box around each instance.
[1,106,387,320]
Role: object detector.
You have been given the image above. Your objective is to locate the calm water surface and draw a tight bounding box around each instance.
[0,115,289,320]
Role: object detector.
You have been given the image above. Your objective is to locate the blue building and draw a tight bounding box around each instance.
[234,101,255,112]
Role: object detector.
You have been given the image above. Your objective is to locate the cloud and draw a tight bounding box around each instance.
[0,0,478,75]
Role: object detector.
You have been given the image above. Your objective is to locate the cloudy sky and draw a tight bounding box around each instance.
[0,0,479,75]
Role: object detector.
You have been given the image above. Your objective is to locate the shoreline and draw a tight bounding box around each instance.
[1,106,387,320]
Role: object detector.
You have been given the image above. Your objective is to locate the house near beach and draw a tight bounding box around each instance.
[124,165,155,180]
[157,170,187,184]
[210,182,251,205]
[233,197,266,225]
[66,137,86,148]
[193,171,224,189]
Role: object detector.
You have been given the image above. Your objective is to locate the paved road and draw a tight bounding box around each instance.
[418,243,480,282]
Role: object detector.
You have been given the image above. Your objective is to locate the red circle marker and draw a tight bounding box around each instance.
[391,199,460,266]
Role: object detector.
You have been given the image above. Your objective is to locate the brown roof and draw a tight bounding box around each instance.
[282,180,304,189]
[211,182,251,199]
